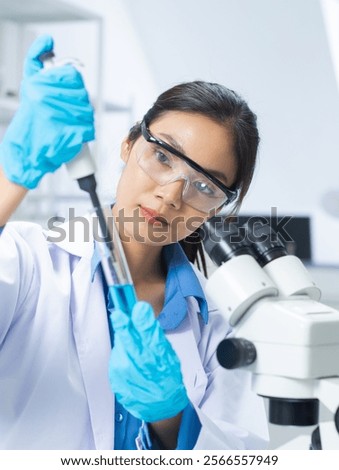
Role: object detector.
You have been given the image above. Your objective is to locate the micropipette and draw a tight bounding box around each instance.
[39,50,137,314]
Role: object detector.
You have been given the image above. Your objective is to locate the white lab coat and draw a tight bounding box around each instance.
[0,217,269,449]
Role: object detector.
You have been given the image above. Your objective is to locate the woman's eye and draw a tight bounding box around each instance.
[194,180,216,196]
[155,150,171,166]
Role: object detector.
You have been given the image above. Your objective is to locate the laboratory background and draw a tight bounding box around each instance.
[1,0,339,449]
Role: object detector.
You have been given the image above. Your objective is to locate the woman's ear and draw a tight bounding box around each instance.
[120,137,131,163]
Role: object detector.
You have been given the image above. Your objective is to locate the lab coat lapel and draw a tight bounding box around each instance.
[166,309,208,406]
[71,256,114,449]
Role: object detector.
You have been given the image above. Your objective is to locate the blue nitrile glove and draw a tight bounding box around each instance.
[109,300,189,423]
[0,34,94,189]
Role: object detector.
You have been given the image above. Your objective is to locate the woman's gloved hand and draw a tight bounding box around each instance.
[0,34,95,189]
[109,299,189,423]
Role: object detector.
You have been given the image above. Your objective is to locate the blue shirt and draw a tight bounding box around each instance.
[91,242,208,449]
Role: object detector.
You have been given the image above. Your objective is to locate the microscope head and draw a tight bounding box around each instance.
[201,216,339,428]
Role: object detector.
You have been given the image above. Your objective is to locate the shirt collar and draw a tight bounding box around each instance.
[91,242,209,330]
[158,243,208,329]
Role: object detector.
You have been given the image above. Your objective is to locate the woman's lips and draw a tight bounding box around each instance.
[140,206,168,225]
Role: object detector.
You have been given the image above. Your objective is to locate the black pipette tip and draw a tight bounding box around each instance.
[77,174,114,251]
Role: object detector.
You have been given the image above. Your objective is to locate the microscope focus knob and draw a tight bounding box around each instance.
[217,338,256,369]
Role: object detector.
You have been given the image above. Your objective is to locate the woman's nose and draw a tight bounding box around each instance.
[154,178,186,209]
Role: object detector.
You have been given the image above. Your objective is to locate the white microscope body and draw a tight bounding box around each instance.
[202,219,339,449]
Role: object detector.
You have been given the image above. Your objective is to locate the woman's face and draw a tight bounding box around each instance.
[114,111,237,245]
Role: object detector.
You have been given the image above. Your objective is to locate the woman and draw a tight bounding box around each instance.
[0,35,268,449]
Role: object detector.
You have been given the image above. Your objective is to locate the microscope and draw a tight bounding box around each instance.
[200,217,339,449]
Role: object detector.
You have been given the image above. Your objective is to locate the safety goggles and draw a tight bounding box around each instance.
[137,120,238,213]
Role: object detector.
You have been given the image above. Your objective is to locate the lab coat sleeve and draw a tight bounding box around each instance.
[0,224,35,345]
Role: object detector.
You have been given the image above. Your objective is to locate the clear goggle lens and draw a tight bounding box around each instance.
[136,141,228,213]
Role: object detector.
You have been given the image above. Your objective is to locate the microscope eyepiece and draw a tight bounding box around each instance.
[243,221,288,267]
[200,216,254,266]
[201,216,288,268]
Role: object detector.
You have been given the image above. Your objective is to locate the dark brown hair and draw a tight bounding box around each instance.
[128,81,260,276]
